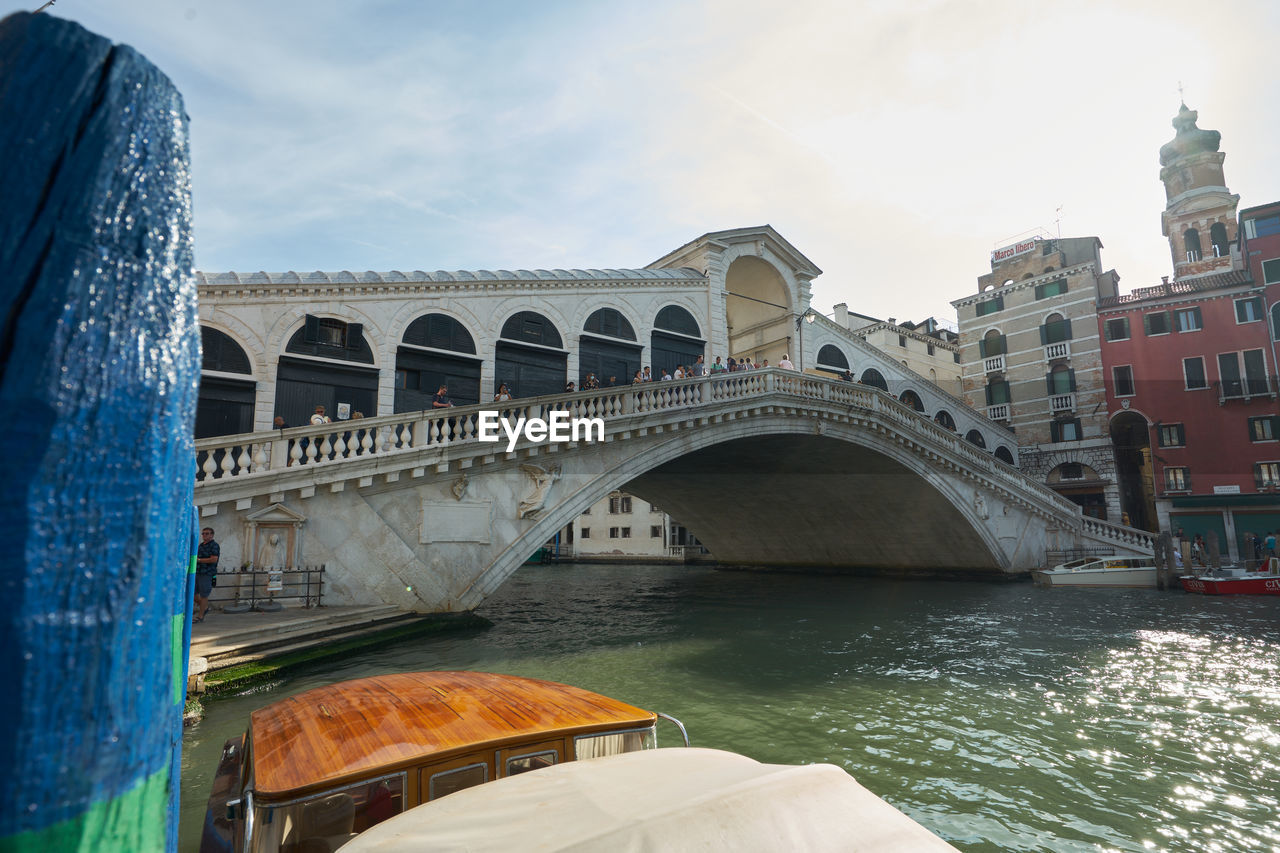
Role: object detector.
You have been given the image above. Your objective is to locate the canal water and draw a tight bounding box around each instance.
[180,564,1280,852]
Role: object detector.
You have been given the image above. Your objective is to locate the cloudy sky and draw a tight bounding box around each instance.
[11,0,1280,323]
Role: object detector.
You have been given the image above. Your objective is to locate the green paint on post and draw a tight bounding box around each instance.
[0,767,169,853]
[172,613,186,707]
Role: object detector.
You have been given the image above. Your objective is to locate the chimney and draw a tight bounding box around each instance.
[887,317,896,326]
[1161,276,1169,285]
[833,302,848,328]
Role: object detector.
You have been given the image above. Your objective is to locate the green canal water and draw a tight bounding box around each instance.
[179,564,1280,852]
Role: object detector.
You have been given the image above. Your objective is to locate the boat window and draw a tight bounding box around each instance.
[429,762,488,800]
[248,773,405,852]
[574,726,656,760]
[506,750,558,776]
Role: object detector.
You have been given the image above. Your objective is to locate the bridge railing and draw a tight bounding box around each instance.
[192,370,1082,522]
[1080,516,1157,552]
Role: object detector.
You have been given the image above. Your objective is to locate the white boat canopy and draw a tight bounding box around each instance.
[343,747,958,852]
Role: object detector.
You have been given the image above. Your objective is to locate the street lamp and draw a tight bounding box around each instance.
[795,309,817,369]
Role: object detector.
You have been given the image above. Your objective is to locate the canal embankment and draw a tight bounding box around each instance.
[185,606,487,721]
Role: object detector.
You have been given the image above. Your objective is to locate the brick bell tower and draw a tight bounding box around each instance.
[1159,102,1241,281]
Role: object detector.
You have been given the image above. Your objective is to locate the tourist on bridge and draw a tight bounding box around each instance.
[727,357,737,372]
[693,355,707,376]
[642,367,652,382]
[494,383,512,402]
[632,370,644,384]
[673,365,685,380]
[193,527,219,623]
[584,373,600,390]
[310,405,331,425]
[711,356,725,374]
[273,415,288,428]
[779,354,795,370]
[432,385,453,408]
[565,381,576,393]
[660,368,672,381]
[606,375,618,387]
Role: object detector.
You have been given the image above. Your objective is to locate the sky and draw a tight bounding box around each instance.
[10,0,1280,325]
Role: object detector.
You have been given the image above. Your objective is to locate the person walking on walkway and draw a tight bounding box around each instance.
[194,527,219,623]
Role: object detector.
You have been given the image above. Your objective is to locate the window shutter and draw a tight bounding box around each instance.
[1184,471,1192,492]
[1255,465,1265,490]
[1142,314,1151,335]
[346,323,364,351]
[985,384,994,406]
[1062,318,1072,340]
[1039,325,1048,345]
[979,338,988,358]
[1045,373,1054,395]
[304,313,320,344]
[1050,421,1061,442]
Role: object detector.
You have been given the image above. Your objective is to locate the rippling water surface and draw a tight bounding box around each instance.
[180,565,1280,851]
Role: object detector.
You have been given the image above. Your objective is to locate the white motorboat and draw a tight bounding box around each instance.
[1032,556,1158,588]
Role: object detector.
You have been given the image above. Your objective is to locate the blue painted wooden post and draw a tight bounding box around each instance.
[0,12,198,852]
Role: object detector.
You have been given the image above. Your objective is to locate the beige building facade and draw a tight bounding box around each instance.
[952,236,1122,520]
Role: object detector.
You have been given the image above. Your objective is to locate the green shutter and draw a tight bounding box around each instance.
[1039,325,1048,345]
[1068,369,1076,392]
[304,313,320,344]
[1045,373,1054,395]
[979,338,989,359]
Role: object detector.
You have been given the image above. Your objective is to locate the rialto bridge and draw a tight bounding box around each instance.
[193,371,1154,613]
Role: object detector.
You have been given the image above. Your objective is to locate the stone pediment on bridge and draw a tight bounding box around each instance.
[245,502,307,525]
[649,225,823,280]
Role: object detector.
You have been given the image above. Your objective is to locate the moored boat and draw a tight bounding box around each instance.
[199,670,687,853]
[343,747,961,852]
[1032,556,1158,588]
[1180,566,1280,595]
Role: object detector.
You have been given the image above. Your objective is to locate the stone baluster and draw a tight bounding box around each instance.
[318,433,333,462]
[252,441,269,473]
[332,433,347,459]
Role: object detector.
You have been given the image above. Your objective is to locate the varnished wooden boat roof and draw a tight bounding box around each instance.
[249,671,657,797]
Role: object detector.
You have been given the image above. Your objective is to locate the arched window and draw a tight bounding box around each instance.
[279,318,378,430]
[898,389,924,412]
[402,313,476,354]
[994,446,1015,464]
[860,368,888,391]
[981,329,1006,358]
[1271,302,1280,341]
[817,344,849,370]
[934,410,956,431]
[965,429,987,449]
[1047,364,1075,396]
[1184,228,1202,262]
[397,314,481,410]
[287,316,374,363]
[651,305,704,377]
[654,305,701,337]
[1210,222,1229,258]
[500,311,564,349]
[497,312,567,398]
[583,308,637,341]
[201,327,251,374]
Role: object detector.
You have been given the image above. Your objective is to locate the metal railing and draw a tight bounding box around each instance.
[207,565,326,611]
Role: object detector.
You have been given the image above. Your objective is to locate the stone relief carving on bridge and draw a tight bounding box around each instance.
[451,474,469,501]
[974,491,989,520]
[517,464,562,519]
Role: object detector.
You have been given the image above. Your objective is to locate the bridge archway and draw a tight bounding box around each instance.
[1110,410,1156,530]
[197,326,255,437]
[725,255,791,365]
[395,313,481,408]
[495,311,567,398]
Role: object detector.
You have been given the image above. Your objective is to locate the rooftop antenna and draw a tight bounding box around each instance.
[34,0,56,11]
[1055,205,1063,240]
[1177,80,1185,105]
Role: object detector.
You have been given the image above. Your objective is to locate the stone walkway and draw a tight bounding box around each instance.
[190,603,416,673]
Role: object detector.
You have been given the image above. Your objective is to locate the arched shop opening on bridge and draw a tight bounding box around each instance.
[725,254,790,366]
[276,315,377,429]
[649,305,705,377]
[815,344,849,377]
[580,308,641,387]
[495,311,568,398]
[197,327,255,438]
[395,313,482,409]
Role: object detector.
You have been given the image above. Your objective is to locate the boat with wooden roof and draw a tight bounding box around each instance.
[198,670,687,853]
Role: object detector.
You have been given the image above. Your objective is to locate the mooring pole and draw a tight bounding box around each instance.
[0,12,198,852]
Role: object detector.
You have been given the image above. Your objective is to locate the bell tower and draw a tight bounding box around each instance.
[1159,102,1241,281]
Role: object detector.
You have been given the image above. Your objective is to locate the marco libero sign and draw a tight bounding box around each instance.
[990,238,1039,264]
[476,411,605,452]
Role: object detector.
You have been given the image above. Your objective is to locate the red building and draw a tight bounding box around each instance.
[1097,105,1280,561]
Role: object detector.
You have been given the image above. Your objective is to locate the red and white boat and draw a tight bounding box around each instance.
[1180,567,1280,595]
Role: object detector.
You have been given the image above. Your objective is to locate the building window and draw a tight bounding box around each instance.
[1272,302,1280,341]
[1236,297,1264,324]
[1210,222,1229,258]
[1263,258,1280,285]
[1183,356,1207,390]
[1061,462,1084,480]
[1050,419,1082,442]
[1040,314,1072,345]
[1217,349,1269,398]
[1104,317,1130,341]
[898,335,907,348]
[1247,215,1280,239]
[609,495,632,514]
[1249,416,1279,442]
[1174,307,1202,332]
[1113,365,1135,397]
[1164,466,1190,492]
[1184,228,1202,262]
[979,332,1007,358]
[1158,423,1186,447]
[650,525,662,538]
[650,503,660,513]
[621,527,631,539]
[1046,366,1075,395]
[1035,279,1067,299]
[1255,462,1280,489]
[985,380,1011,406]
[609,527,619,538]
[1143,311,1170,336]
[580,528,590,539]
[976,296,1004,316]
[927,343,935,356]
